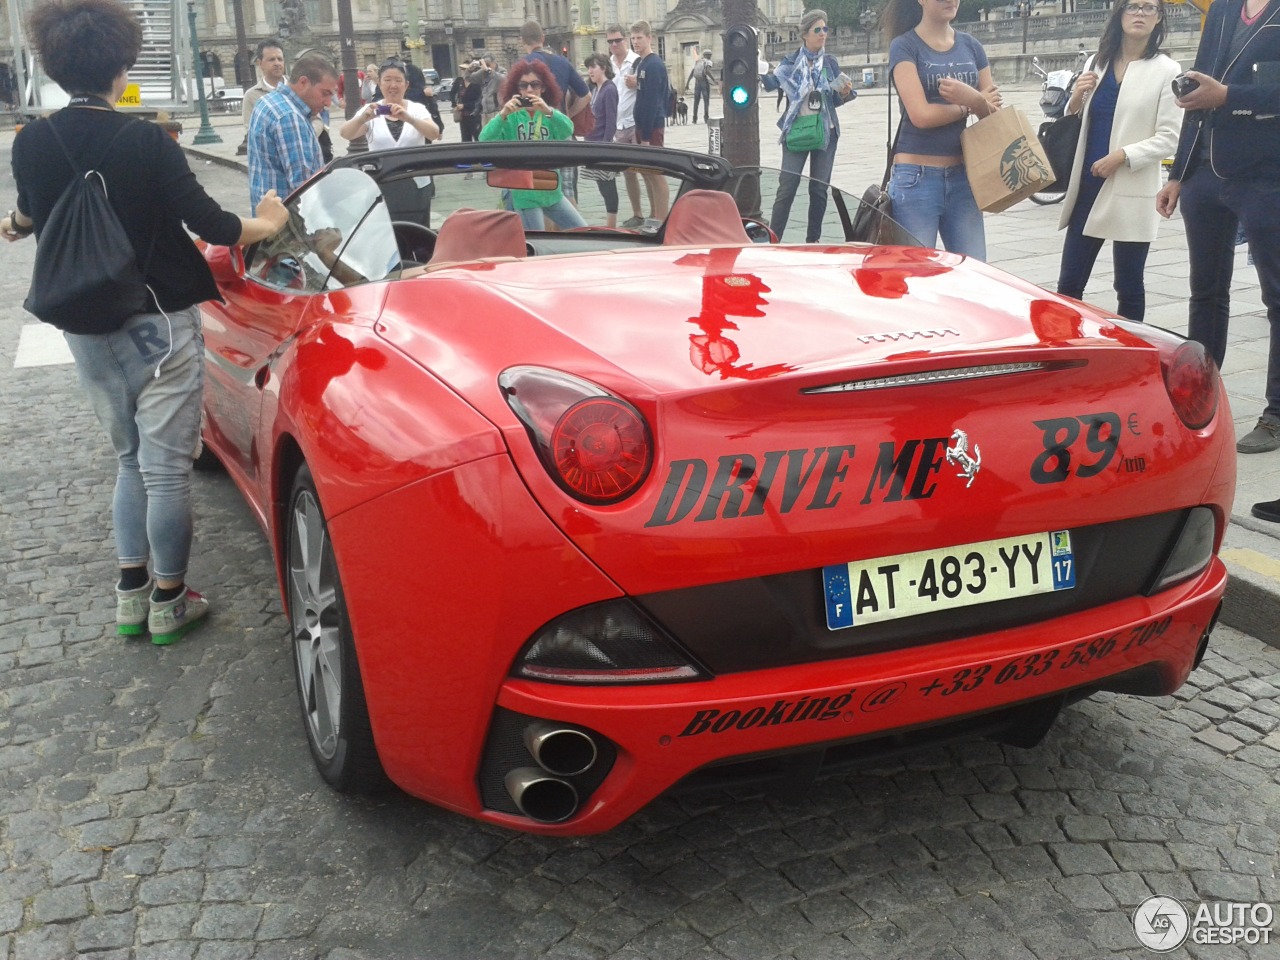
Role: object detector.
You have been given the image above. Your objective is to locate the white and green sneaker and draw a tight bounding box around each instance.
[116,580,153,637]
[148,587,210,646]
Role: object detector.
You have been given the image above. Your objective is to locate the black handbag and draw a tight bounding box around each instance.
[1038,110,1082,194]
[850,182,893,244]
[850,81,902,244]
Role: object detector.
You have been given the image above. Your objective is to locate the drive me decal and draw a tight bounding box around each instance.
[645,414,1128,527]
[645,436,970,527]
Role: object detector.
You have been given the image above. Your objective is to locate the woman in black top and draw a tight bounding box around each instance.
[1,0,288,645]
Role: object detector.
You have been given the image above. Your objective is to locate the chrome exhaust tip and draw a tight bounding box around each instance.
[523,722,598,777]
[504,767,579,823]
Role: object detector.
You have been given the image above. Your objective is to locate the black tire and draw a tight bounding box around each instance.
[286,464,386,792]
[192,439,223,472]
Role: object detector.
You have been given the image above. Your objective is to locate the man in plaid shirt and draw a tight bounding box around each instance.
[247,55,339,209]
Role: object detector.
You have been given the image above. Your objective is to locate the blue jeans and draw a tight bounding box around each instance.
[1057,177,1150,321]
[64,306,204,580]
[518,196,587,231]
[1180,167,1280,418]
[770,132,839,243]
[888,163,986,260]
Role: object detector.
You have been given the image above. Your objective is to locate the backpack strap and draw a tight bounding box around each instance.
[45,115,140,177]
[45,116,160,279]
[881,76,900,190]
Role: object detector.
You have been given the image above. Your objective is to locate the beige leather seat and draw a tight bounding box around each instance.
[662,189,750,246]
[427,208,527,268]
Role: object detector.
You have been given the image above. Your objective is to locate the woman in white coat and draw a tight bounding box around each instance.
[1056,0,1180,321]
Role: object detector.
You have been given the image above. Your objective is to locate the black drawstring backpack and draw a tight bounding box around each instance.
[23,118,156,335]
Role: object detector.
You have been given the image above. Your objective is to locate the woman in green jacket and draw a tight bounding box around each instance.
[479,58,586,230]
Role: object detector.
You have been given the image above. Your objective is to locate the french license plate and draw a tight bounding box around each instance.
[823,530,1075,630]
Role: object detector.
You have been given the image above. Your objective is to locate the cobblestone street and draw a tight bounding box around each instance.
[1,102,1279,959]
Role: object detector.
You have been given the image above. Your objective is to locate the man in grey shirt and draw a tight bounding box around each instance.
[237,40,286,156]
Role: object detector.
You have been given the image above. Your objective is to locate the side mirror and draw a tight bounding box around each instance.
[742,218,776,244]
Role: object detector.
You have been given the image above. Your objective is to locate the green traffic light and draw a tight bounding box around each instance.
[730,85,750,107]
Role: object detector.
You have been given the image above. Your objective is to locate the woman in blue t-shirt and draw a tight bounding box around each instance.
[884,0,1000,258]
[1055,0,1179,321]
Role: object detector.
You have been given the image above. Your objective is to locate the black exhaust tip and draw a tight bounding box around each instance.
[1194,602,1221,670]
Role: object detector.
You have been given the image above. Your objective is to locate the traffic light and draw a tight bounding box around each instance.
[723,23,758,111]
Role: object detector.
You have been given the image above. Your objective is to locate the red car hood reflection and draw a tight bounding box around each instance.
[383,245,1138,397]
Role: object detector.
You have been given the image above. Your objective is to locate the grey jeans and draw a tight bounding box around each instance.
[64,305,204,580]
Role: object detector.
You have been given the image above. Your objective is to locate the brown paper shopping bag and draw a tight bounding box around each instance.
[960,107,1055,213]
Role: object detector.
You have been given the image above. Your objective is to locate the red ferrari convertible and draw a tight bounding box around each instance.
[199,140,1234,834]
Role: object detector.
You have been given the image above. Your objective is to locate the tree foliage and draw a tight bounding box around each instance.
[957,0,1000,23]
[825,0,873,30]
[813,0,998,36]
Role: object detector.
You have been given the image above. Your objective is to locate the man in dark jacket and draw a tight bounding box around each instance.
[626,19,670,219]
[1157,0,1280,463]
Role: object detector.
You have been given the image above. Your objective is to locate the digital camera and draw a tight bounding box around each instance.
[1171,74,1199,98]
[375,103,393,115]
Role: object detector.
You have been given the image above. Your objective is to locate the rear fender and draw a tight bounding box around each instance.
[263,322,506,600]
[327,456,624,809]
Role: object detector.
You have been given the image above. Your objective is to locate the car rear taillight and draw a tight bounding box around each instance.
[500,366,653,505]
[1161,340,1219,430]
[514,600,706,684]
[1148,506,1217,595]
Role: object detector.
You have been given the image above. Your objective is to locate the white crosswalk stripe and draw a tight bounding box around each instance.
[15,322,73,368]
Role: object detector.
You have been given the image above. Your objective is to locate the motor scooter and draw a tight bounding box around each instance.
[1029,56,1079,206]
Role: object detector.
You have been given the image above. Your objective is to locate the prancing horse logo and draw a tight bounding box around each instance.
[945,429,982,488]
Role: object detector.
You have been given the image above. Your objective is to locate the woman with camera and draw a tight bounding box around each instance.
[1158,0,1280,457]
[764,9,856,242]
[339,58,441,149]
[1056,0,1180,322]
[479,58,587,230]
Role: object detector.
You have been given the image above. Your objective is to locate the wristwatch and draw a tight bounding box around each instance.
[6,210,32,236]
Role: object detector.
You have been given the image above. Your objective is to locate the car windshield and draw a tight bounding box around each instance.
[247,143,921,289]
[245,168,400,292]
